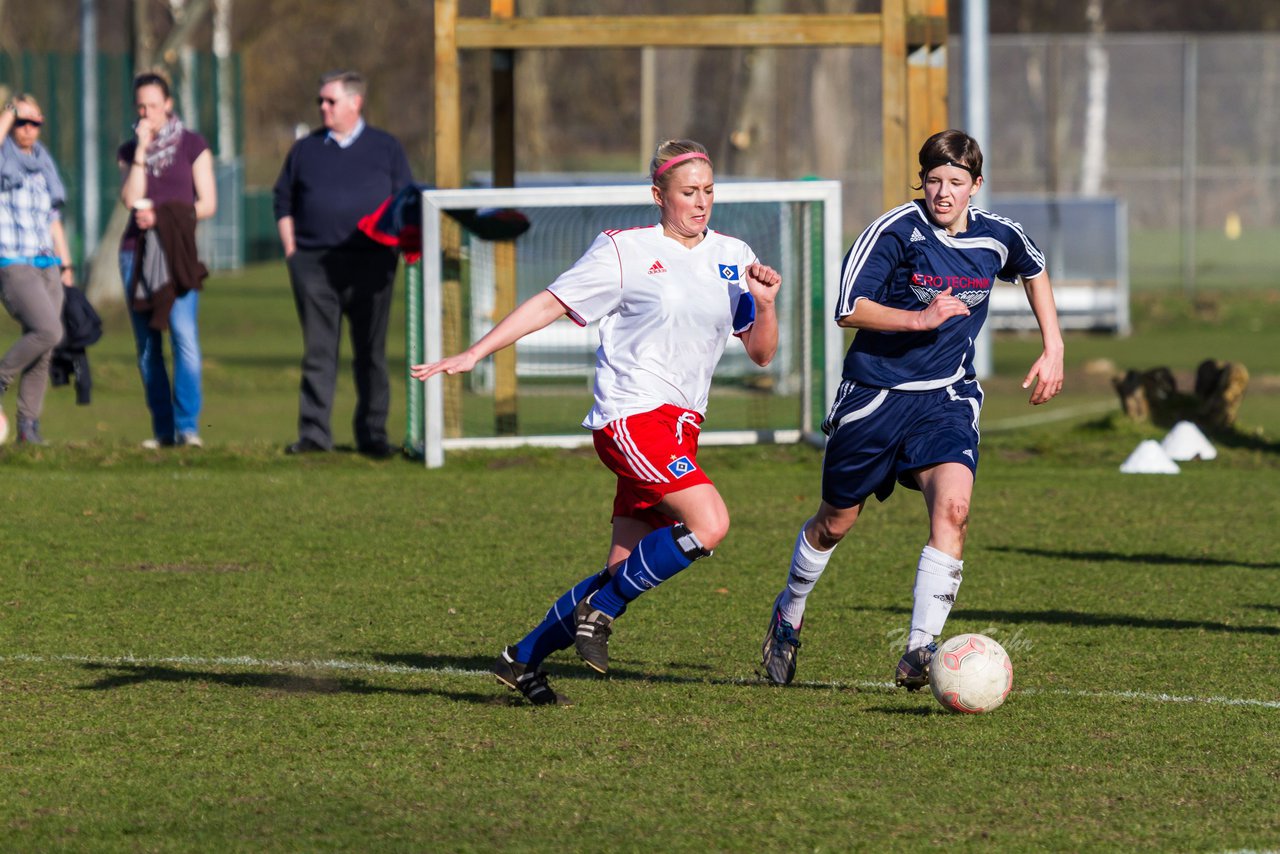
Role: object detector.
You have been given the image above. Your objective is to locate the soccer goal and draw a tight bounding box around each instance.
[407,181,843,468]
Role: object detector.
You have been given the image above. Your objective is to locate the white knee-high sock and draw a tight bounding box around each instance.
[907,545,963,651]
[777,524,835,627]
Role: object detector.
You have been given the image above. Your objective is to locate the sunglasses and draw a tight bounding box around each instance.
[315,96,341,107]
[13,118,42,129]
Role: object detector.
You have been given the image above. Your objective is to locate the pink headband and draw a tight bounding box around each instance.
[653,151,710,183]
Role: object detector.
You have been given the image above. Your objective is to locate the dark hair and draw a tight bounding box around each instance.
[133,72,171,98]
[917,129,983,183]
[649,139,711,188]
[319,70,367,99]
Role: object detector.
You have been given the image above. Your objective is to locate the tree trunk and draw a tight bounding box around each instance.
[497,0,544,170]
[724,0,782,178]
[0,0,9,55]
[133,0,155,72]
[1079,0,1108,195]
[84,206,133,310]
[811,49,853,181]
[213,0,234,162]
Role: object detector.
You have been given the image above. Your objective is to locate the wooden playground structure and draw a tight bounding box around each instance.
[422,2,948,440]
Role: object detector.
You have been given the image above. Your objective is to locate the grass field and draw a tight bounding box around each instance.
[3,262,1279,851]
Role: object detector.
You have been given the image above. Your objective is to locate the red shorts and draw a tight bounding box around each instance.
[593,404,712,528]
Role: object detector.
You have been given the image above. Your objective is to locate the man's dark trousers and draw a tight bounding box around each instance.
[287,246,398,450]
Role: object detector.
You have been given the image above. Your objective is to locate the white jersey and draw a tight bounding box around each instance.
[546,225,759,430]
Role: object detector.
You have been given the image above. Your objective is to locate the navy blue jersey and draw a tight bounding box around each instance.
[836,200,1046,390]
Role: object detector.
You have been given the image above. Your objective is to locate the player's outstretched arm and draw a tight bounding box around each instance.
[410,290,568,382]
[1020,273,1065,405]
[740,262,781,366]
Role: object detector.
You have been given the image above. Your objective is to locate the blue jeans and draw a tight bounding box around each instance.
[119,250,202,442]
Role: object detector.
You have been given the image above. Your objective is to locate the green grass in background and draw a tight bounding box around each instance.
[32,261,1280,446]
[1130,227,1280,292]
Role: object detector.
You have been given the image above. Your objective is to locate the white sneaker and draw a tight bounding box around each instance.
[179,433,204,448]
[140,438,162,450]
[0,402,9,445]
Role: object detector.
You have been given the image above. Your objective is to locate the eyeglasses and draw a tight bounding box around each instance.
[316,96,340,107]
[13,118,42,129]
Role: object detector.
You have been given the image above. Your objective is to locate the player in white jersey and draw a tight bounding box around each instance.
[411,139,780,705]
[758,130,1064,690]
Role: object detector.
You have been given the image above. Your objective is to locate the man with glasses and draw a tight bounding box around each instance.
[273,70,413,457]
[0,94,74,445]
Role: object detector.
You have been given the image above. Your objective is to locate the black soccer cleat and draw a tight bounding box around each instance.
[573,594,614,674]
[760,595,802,686]
[894,642,938,692]
[491,646,571,706]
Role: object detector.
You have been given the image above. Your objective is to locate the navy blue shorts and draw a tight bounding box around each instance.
[820,379,984,508]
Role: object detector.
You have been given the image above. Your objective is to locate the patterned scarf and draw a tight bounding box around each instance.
[143,114,186,178]
[0,137,67,208]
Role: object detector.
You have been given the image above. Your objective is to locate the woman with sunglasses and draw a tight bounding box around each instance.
[0,94,74,446]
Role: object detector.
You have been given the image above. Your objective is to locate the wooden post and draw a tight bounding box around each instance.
[907,40,931,169]
[491,0,519,436]
[881,0,909,210]
[906,0,949,200]
[434,0,461,190]
[434,0,465,439]
[926,0,949,134]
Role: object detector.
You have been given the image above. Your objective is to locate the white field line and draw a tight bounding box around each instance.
[788,678,1280,709]
[983,399,1117,433]
[5,653,1280,711]
[1,653,490,679]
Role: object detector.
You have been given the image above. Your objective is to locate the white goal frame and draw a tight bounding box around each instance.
[416,181,843,468]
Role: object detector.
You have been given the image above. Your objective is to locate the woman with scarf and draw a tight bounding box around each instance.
[117,72,217,449]
[0,94,74,446]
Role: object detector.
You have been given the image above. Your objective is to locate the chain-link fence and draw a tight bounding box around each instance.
[690,32,1280,294]
[965,33,1280,293]
[0,51,242,270]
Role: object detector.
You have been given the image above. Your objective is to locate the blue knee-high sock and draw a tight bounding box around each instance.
[513,569,619,668]
[590,524,711,618]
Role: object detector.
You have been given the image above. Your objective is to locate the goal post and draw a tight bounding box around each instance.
[408,181,844,468]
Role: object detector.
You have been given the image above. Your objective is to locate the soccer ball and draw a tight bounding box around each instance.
[928,633,1013,714]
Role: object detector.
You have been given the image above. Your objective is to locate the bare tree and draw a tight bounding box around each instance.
[511,0,552,169]
[1079,0,1108,195]
[725,0,783,178]
[810,0,859,186]
[212,0,233,162]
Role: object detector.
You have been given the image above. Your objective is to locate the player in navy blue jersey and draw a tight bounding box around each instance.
[759,129,1064,690]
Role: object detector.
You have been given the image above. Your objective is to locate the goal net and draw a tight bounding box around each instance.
[407,181,844,468]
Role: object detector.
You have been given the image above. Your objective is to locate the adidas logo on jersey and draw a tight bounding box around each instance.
[648,260,667,274]
[910,227,927,243]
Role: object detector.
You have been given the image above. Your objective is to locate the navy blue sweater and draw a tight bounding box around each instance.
[273,125,413,251]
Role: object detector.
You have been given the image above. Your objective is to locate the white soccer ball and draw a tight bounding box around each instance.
[929,633,1013,714]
